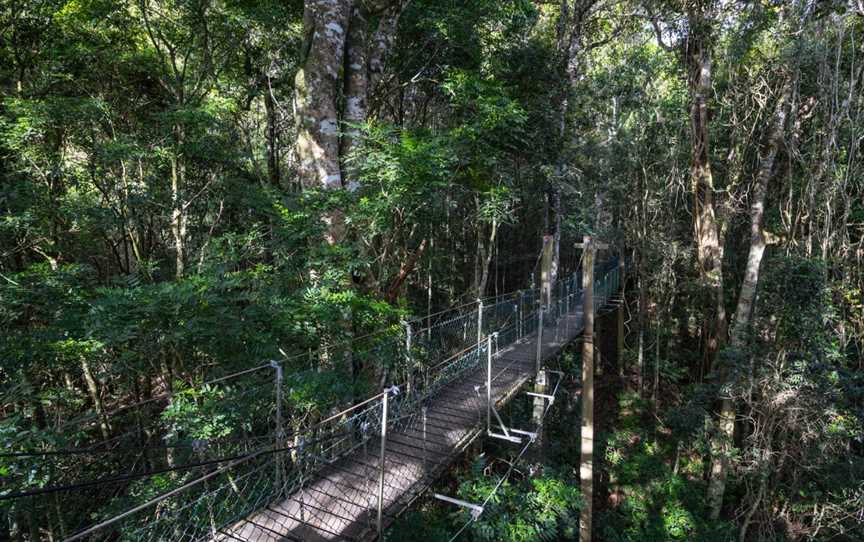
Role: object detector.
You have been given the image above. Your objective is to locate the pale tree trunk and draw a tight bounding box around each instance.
[551,190,561,284]
[294,1,405,387]
[686,7,727,366]
[730,89,789,347]
[557,1,594,90]
[295,0,352,195]
[170,126,187,280]
[635,168,648,393]
[138,2,207,280]
[263,79,281,187]
[80,358,111,439]
[293,0,404,232]
[551,0,593,277]
[653,323,660,402]
[477,218,498,298]
[368,1,403,104]
[340,0,370,189]
[707,73,793,521]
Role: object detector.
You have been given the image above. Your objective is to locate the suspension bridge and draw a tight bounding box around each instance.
[3,248,623,542]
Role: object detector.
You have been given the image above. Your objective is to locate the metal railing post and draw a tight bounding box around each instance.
[518,291,524,341]
[422,406,428,472]
[535,304,544,374]
[477,299,484,346]
[362,422,373,526]
[377,390,389,538]
[404,320,412,396]
[297,436,306,523]
[564,281,569,315]
[557,281,563,317]
[494,331,499,358]
[486,335,492,434]
[269,360,284,496]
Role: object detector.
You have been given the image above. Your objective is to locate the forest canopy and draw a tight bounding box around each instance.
[1,0,863,541]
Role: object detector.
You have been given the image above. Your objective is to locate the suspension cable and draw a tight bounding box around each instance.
[4,424,355,507]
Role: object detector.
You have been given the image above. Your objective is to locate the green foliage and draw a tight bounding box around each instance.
[598,393,736,542]
[391,461,581,542]
[458,458,581,541]
[736,256,864,540]
[2,0,863,539]
[162,384,242,441]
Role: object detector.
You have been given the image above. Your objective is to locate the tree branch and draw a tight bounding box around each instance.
[385,238,427,302]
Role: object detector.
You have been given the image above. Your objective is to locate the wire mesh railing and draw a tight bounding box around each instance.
[7,255,625,542]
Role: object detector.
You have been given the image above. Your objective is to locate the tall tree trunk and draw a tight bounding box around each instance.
[477,218,498,298]
[263,79,281,187]
[295,1,404,244]
[368,1,403,107]
[685,6,727,367]
[295,0,352,196]
[170,124,187,280]
[340,0,370,190]
[552,190,561,284]
[80,358,110,439]
[707,73,792,520]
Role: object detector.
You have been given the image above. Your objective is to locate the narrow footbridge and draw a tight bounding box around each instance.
[50,262,621,542]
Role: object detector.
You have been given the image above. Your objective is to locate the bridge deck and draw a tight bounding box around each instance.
[219,308,586,542]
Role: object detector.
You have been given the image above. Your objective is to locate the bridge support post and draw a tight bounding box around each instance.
[513,301,519,342]
[535,305,544,373]
[566,280,570,315]
[617,257,625,377]
[377,389,389,538]
[477,299,484,346]
[531,369,547,456]
[536,236,553,373]
[486,335,492,434]
[270,360,284,497]
[422,406,428,472]
[518,291,524,341]
[541,235,553,309]
[576,235,599,542]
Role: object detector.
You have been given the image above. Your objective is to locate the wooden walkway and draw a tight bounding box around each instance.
[219,306,586,542]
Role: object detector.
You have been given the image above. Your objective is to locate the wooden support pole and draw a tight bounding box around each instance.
[578,235,595,542]
[617,256,625,376]
[531,369,547,457]
[270,361,284,497]
[377,390,389,538]
[541,235,554,310]
[487,335,492,434]
[536,236,554,373]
